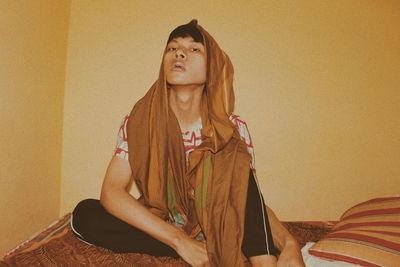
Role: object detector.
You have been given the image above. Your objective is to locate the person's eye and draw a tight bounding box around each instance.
[191,47,200,52]
[167,47,177,51]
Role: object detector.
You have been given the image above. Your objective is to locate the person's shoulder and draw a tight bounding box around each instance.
[122,113,130,122]
[116,113,130,140]
[229,113,253,141]
[119,113,130,127]
[229,113,249,129]
[229,113,255,169]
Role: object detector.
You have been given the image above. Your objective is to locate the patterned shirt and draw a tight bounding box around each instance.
[114,114,256,170]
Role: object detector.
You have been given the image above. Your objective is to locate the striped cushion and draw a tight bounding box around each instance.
[309,197,400,267]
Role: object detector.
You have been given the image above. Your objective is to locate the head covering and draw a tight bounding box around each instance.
[127,19,252,266]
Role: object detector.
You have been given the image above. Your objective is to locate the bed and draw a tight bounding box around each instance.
[0,213,332,266]
[1,197,398,266]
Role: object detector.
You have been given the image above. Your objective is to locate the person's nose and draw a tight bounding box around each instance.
[175,49,186,59]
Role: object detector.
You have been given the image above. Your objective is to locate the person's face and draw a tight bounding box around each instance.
[163,36,206,87]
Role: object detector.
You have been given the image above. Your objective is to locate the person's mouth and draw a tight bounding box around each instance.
[171,62,185,71]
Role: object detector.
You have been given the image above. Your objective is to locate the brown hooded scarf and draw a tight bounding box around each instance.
[127,19,252,266]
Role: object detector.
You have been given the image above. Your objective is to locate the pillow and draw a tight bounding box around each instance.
[309,197,400,267]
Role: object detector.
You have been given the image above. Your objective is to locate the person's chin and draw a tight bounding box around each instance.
[166,77,189,86]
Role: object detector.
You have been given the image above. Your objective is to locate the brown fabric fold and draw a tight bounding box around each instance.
[127,19,252,266]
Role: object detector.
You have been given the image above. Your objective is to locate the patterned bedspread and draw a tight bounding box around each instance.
[1,213,334,267]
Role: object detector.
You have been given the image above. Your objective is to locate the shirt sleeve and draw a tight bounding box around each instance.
[114,114,129,160]
[229,114,256,171]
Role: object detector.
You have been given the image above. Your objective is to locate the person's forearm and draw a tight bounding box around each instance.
[100,187,187,250]
[265,205,298,250]
[266,205,305,266]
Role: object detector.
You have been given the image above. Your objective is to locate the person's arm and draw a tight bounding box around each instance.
[100,156,209,267]
[265,206,305,267]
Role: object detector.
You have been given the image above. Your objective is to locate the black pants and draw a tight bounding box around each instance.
[71,170,279,258]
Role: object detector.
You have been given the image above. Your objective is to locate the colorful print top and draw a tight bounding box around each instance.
[114,114,255,170]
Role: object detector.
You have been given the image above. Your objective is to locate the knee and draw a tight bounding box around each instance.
[73,199,98,216]
[71,199,99,233]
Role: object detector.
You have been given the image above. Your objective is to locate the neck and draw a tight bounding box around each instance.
[169,84,204,132]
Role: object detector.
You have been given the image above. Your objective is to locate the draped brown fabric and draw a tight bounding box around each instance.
[127,20,252,266]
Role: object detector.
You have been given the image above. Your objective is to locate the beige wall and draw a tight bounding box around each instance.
[61,0,400,221]
[5,0,398,257]
[1,0,399,255]
[0,1,70,255]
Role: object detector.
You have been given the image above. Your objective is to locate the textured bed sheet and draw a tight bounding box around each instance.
[1,213,335,266]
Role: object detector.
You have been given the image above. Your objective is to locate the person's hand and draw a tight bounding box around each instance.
[277,240,305,267]
[174,235,210,267]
